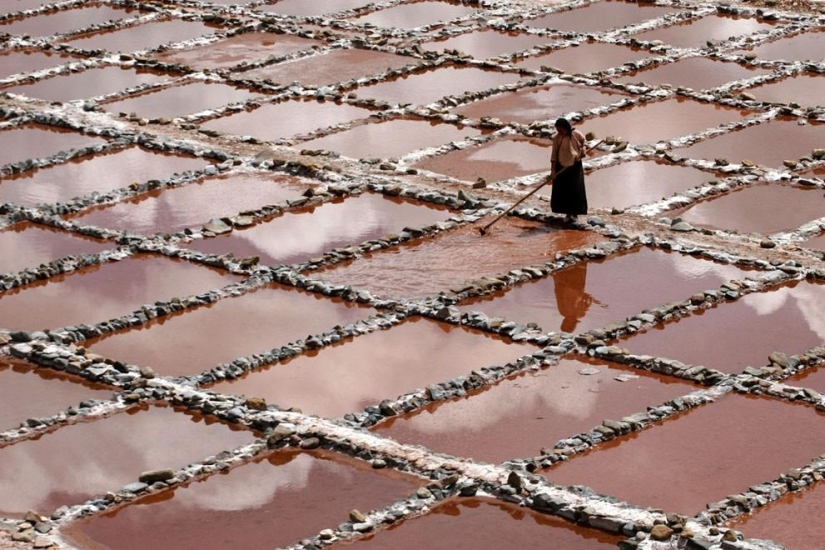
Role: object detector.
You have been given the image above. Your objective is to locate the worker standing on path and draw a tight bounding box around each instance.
[550,117,588,225]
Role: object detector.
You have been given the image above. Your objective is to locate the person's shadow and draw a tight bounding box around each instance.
[553,262,595,333]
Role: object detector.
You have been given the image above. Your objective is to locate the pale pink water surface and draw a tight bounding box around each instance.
[87,284,375,376]
[373,356,697,464]
[0,402,254,519]
[0,222,110,275]
[210,317,535,417]
[63,19,221,54]
[516,42,652,75]
[189,193,455,266]
[351,1,476,29]
[745,74,825,109]
[422,30,555,60]
[0,254,239,331]
[257,0,389,16]
[5,65,168,102]
[633,14,775,49]
[0,4,132,38]
[614,57,773,90]
[0,124,106,167]
[103,81,260,119]
[0,48,77,80]
[526,0,675,33]
[735,30,825,62]
[69,173,310,235]
[457,246,750,334]
[547,393,825,516]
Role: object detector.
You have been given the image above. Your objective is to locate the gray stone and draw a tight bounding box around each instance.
[139,469,175,484]
[671,221,694,232]
[203,219,232,235]
[578,367,601,375]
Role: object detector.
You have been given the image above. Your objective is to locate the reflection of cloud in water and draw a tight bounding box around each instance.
[465,140,547,172]
[667,253,744,282]
[741,284,825,342]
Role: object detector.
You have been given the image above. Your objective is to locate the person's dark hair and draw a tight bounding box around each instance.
[554,117,573,132]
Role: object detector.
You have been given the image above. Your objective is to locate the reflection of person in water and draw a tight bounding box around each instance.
[553,262,593,333]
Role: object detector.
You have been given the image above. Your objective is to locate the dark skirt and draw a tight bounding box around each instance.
[550,161,587,216]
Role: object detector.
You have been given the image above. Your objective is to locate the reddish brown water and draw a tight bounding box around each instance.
[421,30,555,60]
[339,497,623,549]
[63,19,220,54]
[457,246,750,335]
[633,15,775,49]
[4,0,61,13]
[152,33,322,71]
[315,218,604,299]
[414,135,555,184]
[69,173,309,235]
[620,279,825,374]
[678,118,825,168]
[5,65,168,102]
[786,365,825,395]
[210,317,534,418]
[64,448,419,550]
[0,254,239,331]
[675,182,825,234]
[0,402,254,519]
[239,48,413,88]
[0,358,113,433]
[351,1,477,29]
[745,74,825,109]
[103,81,260,119]
[190,193,454,266]
[614,57,773,91]
[0,146,208,207]
[547,393,825,516]
[454,84,628,126]
[803,233,825,252]
[201,99,372,142]
[0,5,131,38]
[516,42,652,75]
[86,284,375,377]
[578,97,747,145]
[0,48,77,80]
[258,0,388,16]
[545,159,718,209]
[728,483,825,549]
[355,65,519,107]
[0,123,106,167]
[298,119,480,159]
[525,1,676,33]
[0,222,110,274]
[736,30,825,62]
[373,356,696,464]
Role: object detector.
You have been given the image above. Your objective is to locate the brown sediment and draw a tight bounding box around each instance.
[548,158,719,209]
[86,283,375,376]
[619,279,825,374]
[68,173,310,235]
[677,117,825,168]
[0,4,133,38]
[516,42,652,75]
[349,1,477,29]
[0,146,209,207]
[258,0,388,17]
[314,217,605,300]
[456,246,751,335]
[297,119,481,159]
[372,356,697,464]
[578,96,748,145]
[337,497,624,548]
[745,73,825,109]
[421,29,555,60]
[187,193,455,266]
[152,33,322,71]
[102,81,260,119]
[546,393,825,516]
[454,83,628,126]
[0,222,110,274]
[0,358,114,433]
[735,29,825,62]
[727,482,825,549]
[524,0,677,33]
[632,14,776,49]
[0,123,106,167]
[209,316,535,418]
[238,48,413,88]
[673,182,825,234]
[613,57,773,91]
[62,448,419,550]
[5,65,168,102]
[63,19,222,54]
[0,402,254,519]
[0,48,77,80]
[354,65,520,107]
[0,253,239,331]
[201,99,372,142]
